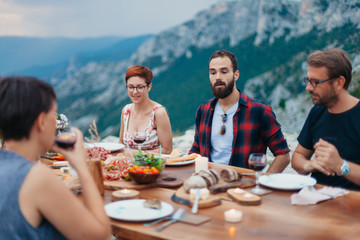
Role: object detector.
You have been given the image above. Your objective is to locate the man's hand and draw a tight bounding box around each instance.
[303,159,332,176]
[313,138,343,176]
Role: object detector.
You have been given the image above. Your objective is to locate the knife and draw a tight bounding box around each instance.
[171,194,191,206]
[191,188,201,214]
[210,179,255,194]
[169,153,185,159]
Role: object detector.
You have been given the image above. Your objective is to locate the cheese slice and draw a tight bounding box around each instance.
[53,161,69,166]
[189,188,210,200]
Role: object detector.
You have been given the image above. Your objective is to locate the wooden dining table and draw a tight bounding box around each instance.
[103,162,360,240]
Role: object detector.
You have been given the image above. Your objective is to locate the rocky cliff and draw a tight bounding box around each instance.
[55,0,360,136]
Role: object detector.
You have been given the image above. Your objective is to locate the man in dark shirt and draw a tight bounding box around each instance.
[189,50,290,172]
[292,48,360,190]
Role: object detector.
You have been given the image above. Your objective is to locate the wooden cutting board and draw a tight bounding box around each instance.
[104,175,183,190]
[227,188,261,205]
[209,178,255,193]
[172,187,222,208]
[172,178,256,208]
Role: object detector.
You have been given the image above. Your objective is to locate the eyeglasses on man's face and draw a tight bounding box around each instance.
[220,113,227,135]
[126,85,148,93]
[303,77,335,88]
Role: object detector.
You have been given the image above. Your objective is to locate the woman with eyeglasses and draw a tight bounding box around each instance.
[119,65,173,154]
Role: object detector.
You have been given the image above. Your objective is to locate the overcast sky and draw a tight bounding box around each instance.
[0,0,222,38]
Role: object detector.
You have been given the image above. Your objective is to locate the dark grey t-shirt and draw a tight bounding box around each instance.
[0,150,66,239]
[298,102,360,190]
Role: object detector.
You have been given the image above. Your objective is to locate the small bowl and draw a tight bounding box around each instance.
[129,171,160,184]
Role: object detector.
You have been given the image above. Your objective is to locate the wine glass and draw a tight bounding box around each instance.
[54,126,77,149]
[248,153,268,195]
[132,131,146,151]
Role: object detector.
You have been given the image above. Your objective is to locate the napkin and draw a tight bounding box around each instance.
[291,186,349,205]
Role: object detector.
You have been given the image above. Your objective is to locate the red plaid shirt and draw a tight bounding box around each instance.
[189,92,290,168]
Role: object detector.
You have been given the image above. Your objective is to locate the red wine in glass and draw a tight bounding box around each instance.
[133,131,146,151]
[133,138,146,144]
[248,153,268,195]
[55,129,76,149]
[249,162,267,171]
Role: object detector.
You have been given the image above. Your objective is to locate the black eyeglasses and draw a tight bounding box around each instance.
[220,114,227,135]
[303,77,335,88]
[126,85,148,93]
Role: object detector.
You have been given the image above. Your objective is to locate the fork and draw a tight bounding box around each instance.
[144,208,184,227]
[155,208,186,231]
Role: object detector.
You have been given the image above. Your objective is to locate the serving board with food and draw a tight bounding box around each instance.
[173,187,222,208]
[40,153,66,162]
[104,175,183,190]
[172,168,256,208]
[92,149,183,190]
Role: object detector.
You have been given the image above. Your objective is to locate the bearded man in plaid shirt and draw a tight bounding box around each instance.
[189,50,290,172]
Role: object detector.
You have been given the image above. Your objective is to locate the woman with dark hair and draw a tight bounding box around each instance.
[0,76,111,239]
[119,65,173,154]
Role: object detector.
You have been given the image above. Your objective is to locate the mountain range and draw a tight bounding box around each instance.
[2,0,360,139]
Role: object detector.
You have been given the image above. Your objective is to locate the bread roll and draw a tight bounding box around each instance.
[196,170,216,187]
[184,170,220,192]
[209,169,220,183]
[144,199,162,209]
[220,169,242,182]
[183,175,207,192]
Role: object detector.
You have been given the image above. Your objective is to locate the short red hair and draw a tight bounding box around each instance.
[125,65,153,85]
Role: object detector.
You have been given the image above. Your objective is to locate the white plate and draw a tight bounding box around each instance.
[259,173,317,190]
[166,159,196,166]
[105,199,174,222]
[85,142,124,152]
[155,154,169,159]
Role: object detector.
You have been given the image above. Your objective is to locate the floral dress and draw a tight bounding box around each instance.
[122,104,162,150]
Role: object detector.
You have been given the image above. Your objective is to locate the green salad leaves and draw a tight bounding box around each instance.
[133,151,164,171]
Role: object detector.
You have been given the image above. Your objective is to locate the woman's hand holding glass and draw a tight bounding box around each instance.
[53,127,88,170]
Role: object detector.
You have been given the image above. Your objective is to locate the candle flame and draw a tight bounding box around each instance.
[229,227,236,237]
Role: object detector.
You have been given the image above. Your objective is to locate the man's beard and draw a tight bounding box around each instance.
[211,77,235,99]
[310,84,338,108]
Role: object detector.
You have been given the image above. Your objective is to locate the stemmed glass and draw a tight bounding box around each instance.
[132,131,146,151]
[54,126,77,149]
[248,153,268,195]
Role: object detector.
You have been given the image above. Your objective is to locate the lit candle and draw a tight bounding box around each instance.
[224,209,242,223]
[195,156,208,173]
[120,189,131,195]
[228,227,236,238]
[243,193,254,199]
[112,189,139,201]
[233,188,244,194]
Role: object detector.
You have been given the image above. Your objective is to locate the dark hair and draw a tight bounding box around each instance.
[307,48,352,89]
[0,76,56,141]
[125,65,153,85]
[209,50,238,72]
